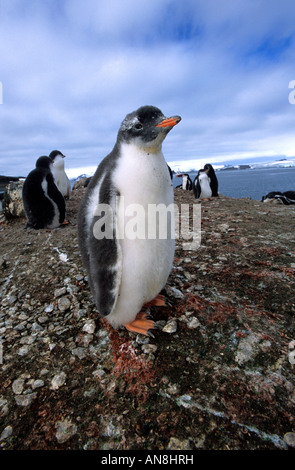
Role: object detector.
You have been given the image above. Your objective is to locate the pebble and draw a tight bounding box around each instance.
[57,297,71,312]
[187,317,200,329]
[12,378,25,395]
[165,286,185,299]
[55,418,77,444]
[17,345,30,356]
[54,287,67,298]
[141,344,158,354]
[167,437,192,450]
[82,319,96,335]
[162,319,177,334]
[50,372,67,390]
[32,379,44,389]
[44,304,54,313]
[15,393,37,407]
[0,425,13,441]
[283,432,295,448]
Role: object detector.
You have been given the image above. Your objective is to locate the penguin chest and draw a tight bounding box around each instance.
[199,175,212,198]
[109,145,174,324]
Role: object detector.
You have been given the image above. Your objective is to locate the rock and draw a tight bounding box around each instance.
[57,296,71,312]
[2,181,25,218]
[0,425,13,441]
[17,345,30,356]
[54,287,67,298]
[165,285,185,299]
[162,319,177,334]
[142,344,158,354]
[56,418,77,444]
[12,378,25,395]
[44,304,54,313]
[167,437,192,450]
[50,372,67,390]
[283,432,295,448]
[32,379,44,389]
[14,393,37,407]
[235,333,259,365]
[82,319,96,334]
[187,317,200,329]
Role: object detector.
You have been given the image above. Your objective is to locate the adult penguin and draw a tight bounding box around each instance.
[78,105,181,335]
[175,173,192,190]
[22,156,66,229]
[204,163,219,197]
[49,150,71,198]
[193,164,219,199]
[193,169,211,199]
[262,191,295,205]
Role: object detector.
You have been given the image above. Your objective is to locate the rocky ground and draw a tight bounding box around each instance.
[0,186,295,451]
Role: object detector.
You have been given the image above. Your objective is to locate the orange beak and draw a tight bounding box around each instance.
[156,116,181,128]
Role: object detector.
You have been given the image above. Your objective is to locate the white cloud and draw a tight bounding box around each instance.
[0,0,295,177]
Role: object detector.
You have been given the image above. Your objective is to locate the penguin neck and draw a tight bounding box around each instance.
[120,140,164,158]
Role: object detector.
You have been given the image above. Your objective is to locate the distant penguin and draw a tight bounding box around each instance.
[78,105,181,335]
[49,150,71,198]
[193,164,218,199]
[22,156,66,229]
[204,163,218,197]
[262,191,295,205]
[193,169,211,199]
[176,173,192,190]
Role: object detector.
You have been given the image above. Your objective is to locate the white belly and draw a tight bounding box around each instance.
[199,174,212,198]
[106,143,175,327]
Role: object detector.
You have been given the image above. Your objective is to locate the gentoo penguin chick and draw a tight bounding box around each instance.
[49,150,71,198]
[22,156,66,229]
[78,105,181,335]
[176,173,192,190]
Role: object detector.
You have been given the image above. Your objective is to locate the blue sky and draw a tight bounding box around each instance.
[0,0,295,177]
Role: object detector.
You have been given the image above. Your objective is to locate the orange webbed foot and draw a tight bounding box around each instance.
[144,294,166,308]
[124,312,156,336]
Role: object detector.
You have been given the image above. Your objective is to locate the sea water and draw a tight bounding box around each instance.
[173,167,295,201]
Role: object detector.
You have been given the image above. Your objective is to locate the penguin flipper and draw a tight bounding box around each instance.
[193,178,201,199]
[46,173,66,223]
[86,188,122,318]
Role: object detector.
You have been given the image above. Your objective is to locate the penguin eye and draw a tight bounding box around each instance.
[134,122,143,130]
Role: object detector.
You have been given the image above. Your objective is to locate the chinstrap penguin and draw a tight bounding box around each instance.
[49,150,71,198]
[175,173,192,190]
[262,191,295,205]
[193,163,218,199]
[22,156,66,229]
[78,105,181,335]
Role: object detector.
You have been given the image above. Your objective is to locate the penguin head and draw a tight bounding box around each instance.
[35,156,53,170]
[49,150,66,161]
[49,150,66,170]
[204,164,215,176]
[118,105,181,151]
